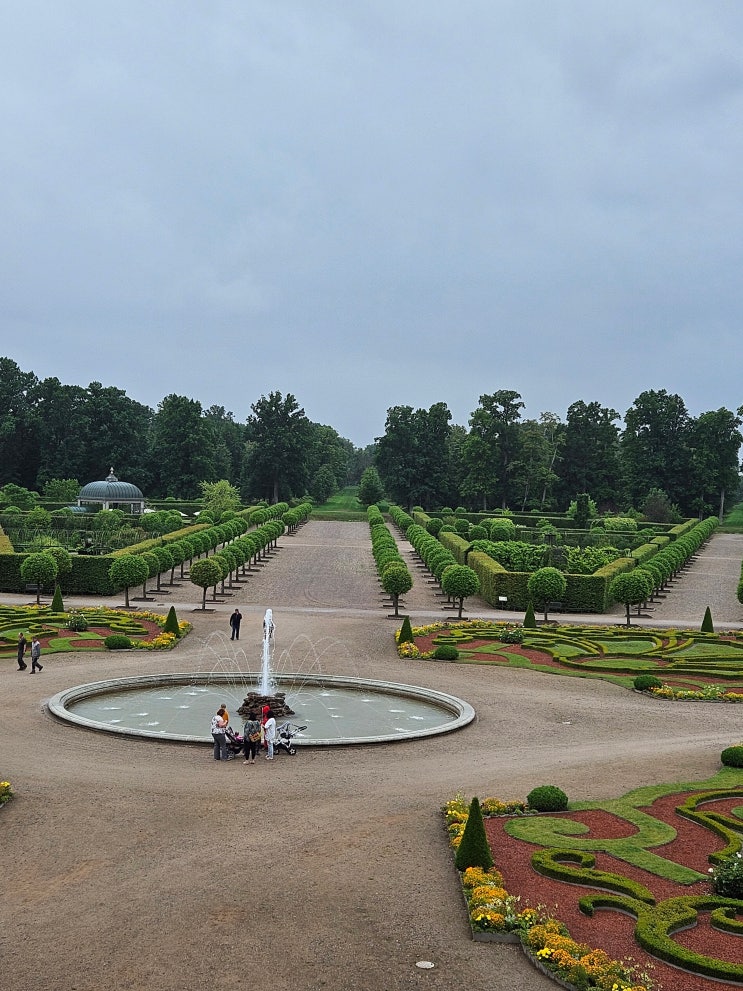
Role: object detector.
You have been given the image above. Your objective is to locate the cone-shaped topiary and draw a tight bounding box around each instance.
[51,584,64,612]
[398,615,414,645]
[163,605,181,637]
[454,796,493,872]
[701,606,714,633]
[523,600,537,629]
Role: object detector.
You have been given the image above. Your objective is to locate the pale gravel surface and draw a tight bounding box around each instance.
[2,523,743,991]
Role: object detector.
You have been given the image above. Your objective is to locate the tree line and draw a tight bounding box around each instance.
[374,390,743,518]
[1,358,740,516]
[0,358,371,503]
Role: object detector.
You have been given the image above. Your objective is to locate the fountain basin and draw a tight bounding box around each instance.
[48,672,475,746]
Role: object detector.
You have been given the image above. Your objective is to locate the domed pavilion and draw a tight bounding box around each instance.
[77,469,146,515]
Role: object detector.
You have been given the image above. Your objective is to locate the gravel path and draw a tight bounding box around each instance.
[2,522,742,991]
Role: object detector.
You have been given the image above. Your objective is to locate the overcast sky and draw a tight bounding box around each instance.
[2,1,742,447]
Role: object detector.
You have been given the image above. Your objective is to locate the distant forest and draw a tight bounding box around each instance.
[0,357,741,517]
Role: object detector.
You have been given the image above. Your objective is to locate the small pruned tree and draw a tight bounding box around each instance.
[454,797,493,872]
[527,567,567,623]
[381,562,413,618]
[441,565,480,619]
[20,552,58,605]
[701,606,714,633]
[609,571,653,627]
[190,557,223,610]
[109,555,149,609]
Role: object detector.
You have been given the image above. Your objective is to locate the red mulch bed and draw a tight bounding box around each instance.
[484,790,743,991]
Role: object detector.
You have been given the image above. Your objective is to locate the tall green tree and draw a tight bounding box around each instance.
[375,405,419,507]
[77,382,153,485]
[244,392,313,503]
[555,401,620,509]
[462,391,525,510]
[199,479,242,520]
[203,405,246,486]
[512,413,564,511]
[687,407,743,519]
[621,390,692,511]
[358,466,385,506]
[0,358,39,488]
[149,395,217,498]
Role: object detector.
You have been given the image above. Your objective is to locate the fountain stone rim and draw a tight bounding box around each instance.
[47,671,475,746]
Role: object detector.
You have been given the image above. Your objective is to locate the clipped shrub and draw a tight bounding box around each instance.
[710,851,743,899]
[523,601,537,629]
[498,627,524,644]
[720,745,743,768]
[398,615,414,645]
[433,644,459,661]
[51,584,64,612]
[163,605,181,637]
[454,797,493,871]
[65,610,89,632]
[526,785,568,812]
[701,606,714,633]
[104,634,132,650]
[633,674,664,692]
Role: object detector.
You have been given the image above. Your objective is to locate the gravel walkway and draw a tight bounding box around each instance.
[2,522,742,991]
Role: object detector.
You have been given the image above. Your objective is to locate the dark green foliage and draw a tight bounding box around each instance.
[720,745,743,768]
[454,797,494,872]
[104,634,132,650]
[701,606,714,633]
[51,584,64,612]
[709,851,743,898]
[633,674,663,692]
[433,644,459,660]
[498,627,524,644]
[163,605,181,637]
[398,615,414,645]
[523,600,536,628]
[526,785,568,812]
[65,610,89,632]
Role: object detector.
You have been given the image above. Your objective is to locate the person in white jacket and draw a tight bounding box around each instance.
[263,708,276,760]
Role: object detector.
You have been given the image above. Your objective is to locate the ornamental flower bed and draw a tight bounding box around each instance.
[0,605,191,657]
[399,621,743,698]
[445,796,654,991]
[446,772,743,991]
[0,780,13,805]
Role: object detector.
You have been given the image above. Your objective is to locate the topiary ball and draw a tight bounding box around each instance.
[433,644,459,661]
[526,785,568,812]
[633,674,663,692]
[104,634,132,650]
[720,745,743,768]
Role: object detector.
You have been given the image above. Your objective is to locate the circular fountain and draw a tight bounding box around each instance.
[48,610,475,746]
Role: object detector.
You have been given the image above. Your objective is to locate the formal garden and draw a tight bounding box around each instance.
[446,756,743,991]
[0,603,190,657]
[395,620,743,700]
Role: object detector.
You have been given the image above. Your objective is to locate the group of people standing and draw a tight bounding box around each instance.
[210,702,276,762]
[16,633,43,673]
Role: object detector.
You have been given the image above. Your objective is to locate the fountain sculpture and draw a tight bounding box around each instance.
[237,608,295,718]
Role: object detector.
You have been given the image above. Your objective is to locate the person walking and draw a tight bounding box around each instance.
[16,633,28,671]
[30,637,43,673]
[242,710,261,765]
[211,709,229,761]
[229,609,242,641]
[263,707,276,760]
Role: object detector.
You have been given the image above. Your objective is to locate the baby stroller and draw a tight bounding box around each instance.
[225,726,244,757]
[274,722,307,756]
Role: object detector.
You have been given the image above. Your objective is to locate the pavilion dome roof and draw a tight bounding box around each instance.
[78,469,144,502]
